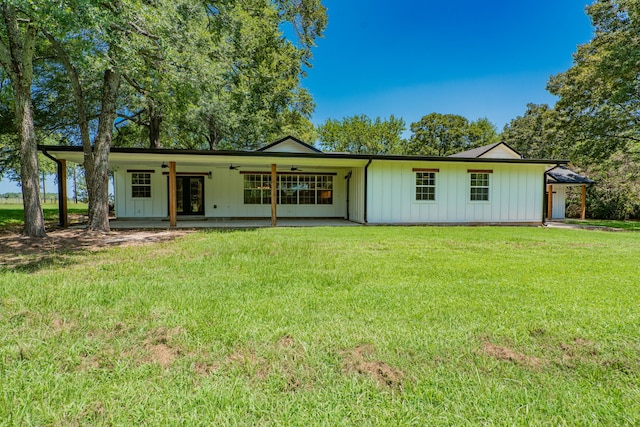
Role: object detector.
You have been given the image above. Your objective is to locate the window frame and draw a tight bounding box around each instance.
[130,172,152,198]
[414,168,438,202]
[242,173,334,205]
[468,170,492,202]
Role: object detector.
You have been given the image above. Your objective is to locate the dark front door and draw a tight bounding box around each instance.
[169,176,205,216]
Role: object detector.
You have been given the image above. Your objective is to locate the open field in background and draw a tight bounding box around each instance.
[0,225,639,425]
[0,203,88,229]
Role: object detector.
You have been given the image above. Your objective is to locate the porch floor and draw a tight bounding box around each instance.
[106,218,360,229]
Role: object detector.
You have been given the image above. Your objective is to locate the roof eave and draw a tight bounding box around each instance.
[38,145,568,165]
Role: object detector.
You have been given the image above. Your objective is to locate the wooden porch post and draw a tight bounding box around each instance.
[169,161,177,227]
[271,163,277,226]
[59,159,69,228]
[581,184,587,220]
[546,184,553,220]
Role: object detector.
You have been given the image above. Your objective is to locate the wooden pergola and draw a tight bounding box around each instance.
[546,166,595,221]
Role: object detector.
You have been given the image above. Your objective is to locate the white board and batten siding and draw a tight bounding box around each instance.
[479,144,521,159]
[114,168,167,218]
[347,167,366,223]
[366,161,546,224]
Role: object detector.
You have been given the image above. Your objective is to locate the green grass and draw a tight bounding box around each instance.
[564,218,640,231]
[0,203,88,228]
[1,226,639,425]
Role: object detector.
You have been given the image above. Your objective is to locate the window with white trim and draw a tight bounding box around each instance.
[243,174,272,205]
[415,172,436,201]
[243,174,333,205]
[131,173,151,198]
[470,173,490,201]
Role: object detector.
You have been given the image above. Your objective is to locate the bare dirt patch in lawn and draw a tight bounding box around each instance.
[342,344,404,388]
[49,316,76,334]
[480,338,545,368]
[0,228,193,270]
[226,347,269,380]
[142,326,186,368]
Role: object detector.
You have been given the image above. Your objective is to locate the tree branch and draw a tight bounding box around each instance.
[122,73,147,95]
[117,110,149,128]
[127,20,159,40]
[41,29,92,152]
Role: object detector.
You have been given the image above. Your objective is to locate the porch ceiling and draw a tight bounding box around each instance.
[42,150,371,169]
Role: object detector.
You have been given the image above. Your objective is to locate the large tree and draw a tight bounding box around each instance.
[501,103,572,159]
[2,0,327,233]
[548,0,640,159]
[405,113,498,156]
[0,2,45,237]
[317,115,406,154]
[113,0,326,150]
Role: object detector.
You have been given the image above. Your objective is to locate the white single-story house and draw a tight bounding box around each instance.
[40,137,569,227]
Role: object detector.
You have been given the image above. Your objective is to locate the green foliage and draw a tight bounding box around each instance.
[545,0,640,219]
[548,0,640,159]
[501,104,573,159]
[317,114,405,154]
[568,151,640,220]
[0,227,639,424]
[111,0,327,150]
[405,113,498,156]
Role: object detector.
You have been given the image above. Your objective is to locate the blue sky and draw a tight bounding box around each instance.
[305,0,594,132]
[1,1,594,194]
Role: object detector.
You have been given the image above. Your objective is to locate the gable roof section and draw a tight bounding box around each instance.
[449,142,522,159]
[256,135,322,153]
[546,166,595,185]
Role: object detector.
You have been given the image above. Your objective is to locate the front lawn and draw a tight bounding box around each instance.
[1,226,638,425]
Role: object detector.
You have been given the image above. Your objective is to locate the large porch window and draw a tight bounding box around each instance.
[243,174,272,205]
[243,173,333,205]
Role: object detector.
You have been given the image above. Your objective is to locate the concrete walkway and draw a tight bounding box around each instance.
[544,220,626,232]
[107,218,360,229]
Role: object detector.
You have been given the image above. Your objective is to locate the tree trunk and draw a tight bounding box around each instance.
[208,118,221,150]
[148,101,162,148]
[1,4,46,237]
[87,69,120,232]
[16,86,46,237]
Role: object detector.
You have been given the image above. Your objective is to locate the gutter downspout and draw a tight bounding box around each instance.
[543,171,547,225]
[42,149,66,227]
[363,158,373,224]
[344,171,352,221]
[543,165,560,226]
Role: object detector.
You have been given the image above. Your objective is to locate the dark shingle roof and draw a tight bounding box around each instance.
[546,166,595,185]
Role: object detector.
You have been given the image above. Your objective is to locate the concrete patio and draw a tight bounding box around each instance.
[105,218,361,229]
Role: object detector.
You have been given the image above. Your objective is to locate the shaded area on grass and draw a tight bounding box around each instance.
[0,229,192,272]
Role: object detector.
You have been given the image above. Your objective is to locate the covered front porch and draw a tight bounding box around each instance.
[40,139,370,228]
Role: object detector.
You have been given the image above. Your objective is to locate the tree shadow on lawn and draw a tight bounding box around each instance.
[0,228,194,273]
